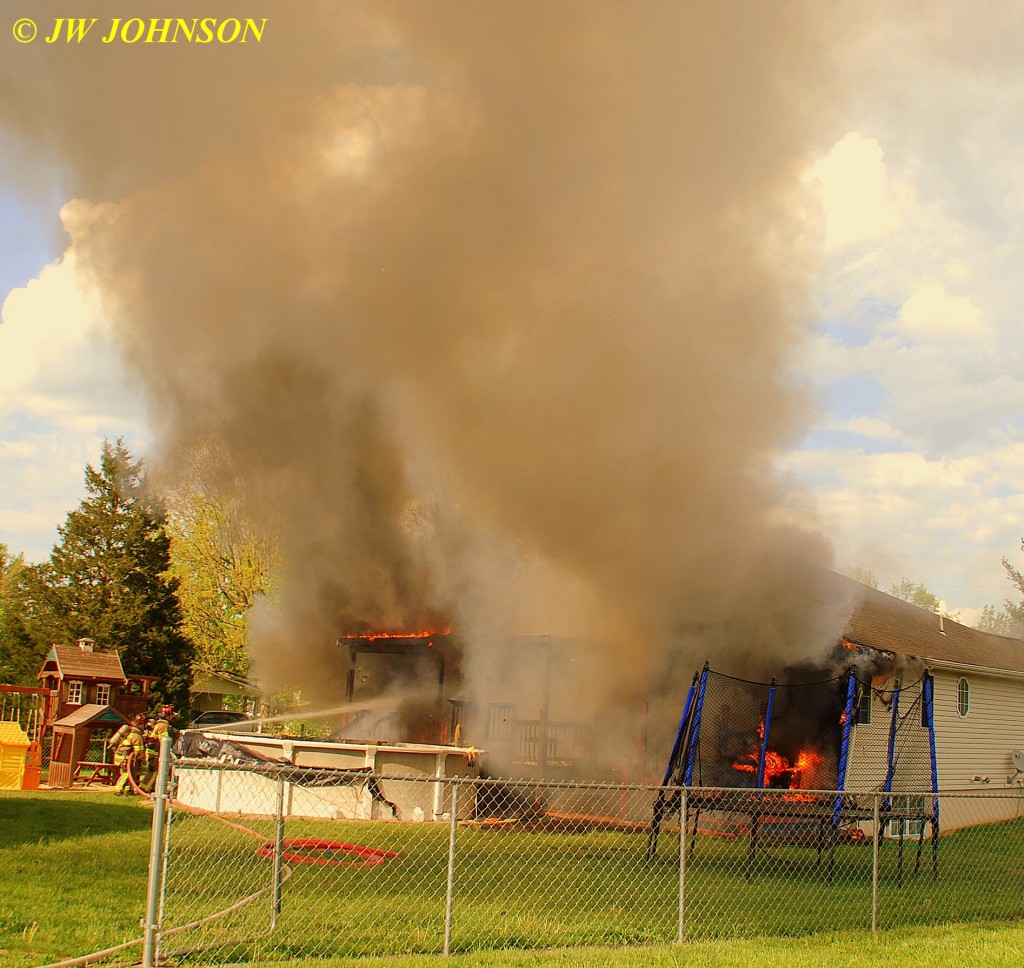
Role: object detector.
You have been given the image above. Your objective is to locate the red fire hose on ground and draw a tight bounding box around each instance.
[122,755,400,866]
[256,838,400,867]
[36,757,401,968]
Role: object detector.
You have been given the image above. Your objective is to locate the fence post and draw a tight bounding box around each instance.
[677,788,687,944]
[871,793,880,934]
[142,737,172,968]
[443,781,460,956]
[271,772,286,930]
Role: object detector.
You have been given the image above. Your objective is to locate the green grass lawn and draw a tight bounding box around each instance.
[2,789,1024,967]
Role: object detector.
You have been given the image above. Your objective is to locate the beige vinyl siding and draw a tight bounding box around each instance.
[845,709,895,794]
[843,678,930,795]
[932,669,1024,790]
[932,668,1024,830]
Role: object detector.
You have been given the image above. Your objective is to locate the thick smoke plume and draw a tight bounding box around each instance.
[3,2,859,713]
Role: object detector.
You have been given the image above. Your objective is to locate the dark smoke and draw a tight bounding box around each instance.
[2,2,860,713]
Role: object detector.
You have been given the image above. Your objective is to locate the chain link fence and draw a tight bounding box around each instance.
[144,752,1024,965]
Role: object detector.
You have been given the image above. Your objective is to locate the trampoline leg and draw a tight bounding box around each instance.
[896,827,905,888]
[646,792,666,865]
[826,824,841,884]
[646,789,679,865]
[645,824,660,865]
[745,812,760,881]
[932,820,939,883]
[913,823,925,877]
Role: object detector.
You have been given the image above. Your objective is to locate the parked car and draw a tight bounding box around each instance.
[188,710,256,732]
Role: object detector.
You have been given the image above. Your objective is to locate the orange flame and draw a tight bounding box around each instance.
[340,628,451,642]
[731,746,822,790]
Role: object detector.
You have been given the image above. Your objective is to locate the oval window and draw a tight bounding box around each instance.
[956,677,970,718]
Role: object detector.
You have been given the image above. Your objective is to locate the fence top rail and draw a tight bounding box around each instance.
[168,761,1024,802]
[171,759,661,793]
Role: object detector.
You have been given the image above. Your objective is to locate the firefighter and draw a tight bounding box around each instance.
[113,714,147,795]
[138,725,161,794]
[107,720,131,761]
[149,705,177,744]
[139,707,175,792]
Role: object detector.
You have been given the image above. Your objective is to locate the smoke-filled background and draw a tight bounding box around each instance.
[2,2,864,716]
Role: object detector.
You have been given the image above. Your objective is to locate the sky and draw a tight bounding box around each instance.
[2,4,1024,633]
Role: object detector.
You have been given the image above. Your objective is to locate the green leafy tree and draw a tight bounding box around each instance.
[887,577,959,620]
[20,439,193,709]
[977,540,1024,637]
[166,450,276,680]
[0,543,42,685]
[848,566,879,589]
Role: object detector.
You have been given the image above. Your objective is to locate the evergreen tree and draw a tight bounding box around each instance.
[22,440,193,709]
[976,602,1024,637]
[0,543,41,685]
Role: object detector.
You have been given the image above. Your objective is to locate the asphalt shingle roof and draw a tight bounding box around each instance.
[41,645,127,681]
[836,575,1024,675]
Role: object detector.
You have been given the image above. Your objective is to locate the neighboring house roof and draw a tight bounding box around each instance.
[191,671,259,697]
[834,574,1024,676]
[52,704,128,729]
[38,645,127,682]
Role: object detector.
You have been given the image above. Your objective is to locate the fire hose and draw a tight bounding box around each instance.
[39,753,398,967]
[255,838,400,867]
[121,755,401,865]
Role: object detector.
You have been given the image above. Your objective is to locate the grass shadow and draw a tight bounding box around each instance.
[0,791,153,848]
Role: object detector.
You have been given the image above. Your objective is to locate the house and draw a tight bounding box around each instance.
[189,670,261,720]
[37,638,157,731]
[656,572,1024,834]
[836,578,1024,830]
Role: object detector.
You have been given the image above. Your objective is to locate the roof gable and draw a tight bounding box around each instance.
[53,704,128,728]
[40,645,127,682]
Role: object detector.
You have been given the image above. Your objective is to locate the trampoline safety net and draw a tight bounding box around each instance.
[648,663,938,860]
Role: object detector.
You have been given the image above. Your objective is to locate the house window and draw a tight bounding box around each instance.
[96,683,111,706]
[956,677,970,718]
[855,683,872,725]
[886,817,926,839]
[67,680,84,705]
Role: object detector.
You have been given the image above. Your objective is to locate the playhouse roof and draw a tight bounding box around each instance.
[52,704,128,729]
[38,644,127,683]
[836,574,1024,676]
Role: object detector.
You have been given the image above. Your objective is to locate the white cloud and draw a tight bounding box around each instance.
[0,249,149,562]
[804,133,902,251]
[896,282,990,341]
[784,444,1024,613]
[827,416,903,442]
[794,95,1024,611]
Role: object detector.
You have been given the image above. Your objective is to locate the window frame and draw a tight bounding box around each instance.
[67,680,84,705]
[855,682,872,725]
[96,683,111,706]
[956,677,970,718]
